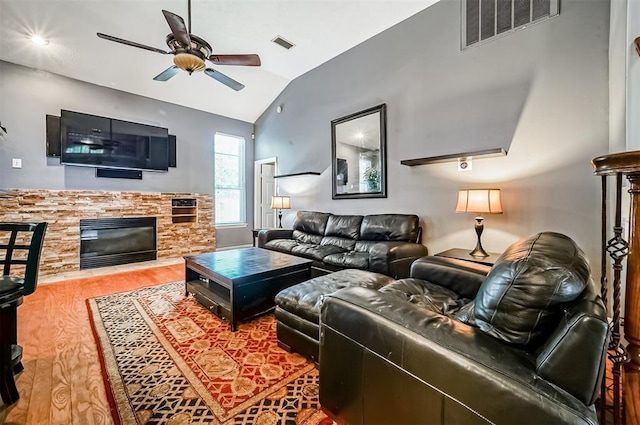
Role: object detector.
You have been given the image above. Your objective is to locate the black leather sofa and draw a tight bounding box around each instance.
[319,232,608,425]
[257,211,428,278]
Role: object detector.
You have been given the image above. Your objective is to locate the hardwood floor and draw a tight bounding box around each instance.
[0,263,183,425]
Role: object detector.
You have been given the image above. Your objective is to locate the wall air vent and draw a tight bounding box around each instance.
[272,36,295,50]
[462,0,559,49]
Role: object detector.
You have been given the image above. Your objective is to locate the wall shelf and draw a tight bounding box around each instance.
[400,148,507,166]
[274,171,321,179]
[171,198,197,224]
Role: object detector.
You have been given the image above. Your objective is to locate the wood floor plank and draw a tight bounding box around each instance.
[2,263,183,425]
[24,284,57,425]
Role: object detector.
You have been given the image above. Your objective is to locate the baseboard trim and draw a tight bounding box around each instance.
[216,244,253,251]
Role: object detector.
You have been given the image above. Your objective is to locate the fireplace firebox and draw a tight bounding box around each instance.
[80,217,157,269]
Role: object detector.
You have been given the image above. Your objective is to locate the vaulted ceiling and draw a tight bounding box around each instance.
[0,0,436,123]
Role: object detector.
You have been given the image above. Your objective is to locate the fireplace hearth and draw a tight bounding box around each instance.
[80,217,157,269]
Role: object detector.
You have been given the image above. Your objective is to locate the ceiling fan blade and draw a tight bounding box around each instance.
[208,54,261,66]
[153,66,180,81]
[97,33,169,55]
[162,10,191,47]
[204,68,245,91]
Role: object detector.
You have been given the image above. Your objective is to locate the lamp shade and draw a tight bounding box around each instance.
[270,195,291,210]
[456,189,503,214]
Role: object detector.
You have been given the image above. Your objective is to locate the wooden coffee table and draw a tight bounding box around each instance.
[184,247,312,331]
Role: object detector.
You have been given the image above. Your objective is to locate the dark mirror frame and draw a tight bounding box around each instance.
[331,103,387,200]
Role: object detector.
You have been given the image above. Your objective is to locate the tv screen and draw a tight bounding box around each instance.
[60,110,169,171]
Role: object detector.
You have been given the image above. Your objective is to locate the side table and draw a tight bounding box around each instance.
[435,248,501,267]
[251,229,261,246]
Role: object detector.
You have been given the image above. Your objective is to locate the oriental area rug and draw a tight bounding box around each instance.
[87,282,331,425]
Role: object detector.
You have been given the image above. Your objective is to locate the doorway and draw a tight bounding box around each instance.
[254,157,277,229]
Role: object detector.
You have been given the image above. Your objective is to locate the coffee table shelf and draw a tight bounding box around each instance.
[186,279,232,318]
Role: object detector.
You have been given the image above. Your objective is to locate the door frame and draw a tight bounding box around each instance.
[254,157,278,229]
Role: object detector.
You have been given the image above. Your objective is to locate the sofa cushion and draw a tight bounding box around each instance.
[264,239,298,254]
[474,232,590,348]
[321,236,356,251]
[293,230,323,245]
[291,244,345,261]
[354,240,378,253]
[325,215,363,239]
[380,278,470,316]
[322,252,369,270]
[317,215,363,251]
[360,214,419,242]
[293,211,332,236]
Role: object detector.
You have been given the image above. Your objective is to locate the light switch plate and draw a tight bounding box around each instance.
[12,158,22,169]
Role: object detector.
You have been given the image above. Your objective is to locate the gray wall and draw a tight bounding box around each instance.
[0,60,254,248]
[255,0,610,269]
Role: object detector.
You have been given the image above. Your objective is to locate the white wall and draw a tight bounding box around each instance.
[626,0,640,151]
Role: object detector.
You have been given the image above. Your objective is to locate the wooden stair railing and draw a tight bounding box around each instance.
[593,151,640,425]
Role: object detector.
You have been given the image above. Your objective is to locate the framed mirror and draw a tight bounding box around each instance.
[331,104,387,199]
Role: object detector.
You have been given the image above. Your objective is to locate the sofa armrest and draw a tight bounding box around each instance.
[257,229,294,247]
[319,287,599,425]
[535,286,609,406]
[368,242,428,278]
[410,256,490,299]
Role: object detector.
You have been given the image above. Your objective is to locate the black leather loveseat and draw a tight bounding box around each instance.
[257,211,428,278]
[319,232,608,425]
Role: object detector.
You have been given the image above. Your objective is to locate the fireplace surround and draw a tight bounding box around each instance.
[0,190,216,277]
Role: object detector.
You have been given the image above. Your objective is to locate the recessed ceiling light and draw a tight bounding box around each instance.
[30,35,49,46]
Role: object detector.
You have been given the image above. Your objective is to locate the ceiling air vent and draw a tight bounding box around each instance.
[272,36,295,50]
[462,0,559,49]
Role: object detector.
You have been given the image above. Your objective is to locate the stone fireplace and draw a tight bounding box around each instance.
[0,189,216,277]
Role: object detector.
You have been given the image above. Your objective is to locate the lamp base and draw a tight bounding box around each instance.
[277,210,283,228]
[469,245,489,258]
[469,215,489,258]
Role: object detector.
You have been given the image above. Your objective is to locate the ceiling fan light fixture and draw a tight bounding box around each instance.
[173,52,206,73]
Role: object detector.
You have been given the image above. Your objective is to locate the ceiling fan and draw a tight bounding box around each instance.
[97,0,261,91]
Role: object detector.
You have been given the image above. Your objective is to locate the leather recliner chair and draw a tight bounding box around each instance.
[319,232,608,425]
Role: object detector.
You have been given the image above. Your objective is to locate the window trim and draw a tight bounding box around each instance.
[214,132,247,226]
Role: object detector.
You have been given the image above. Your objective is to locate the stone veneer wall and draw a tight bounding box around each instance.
[0,190,215,277]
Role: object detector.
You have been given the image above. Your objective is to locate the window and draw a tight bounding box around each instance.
[214,133,246,225]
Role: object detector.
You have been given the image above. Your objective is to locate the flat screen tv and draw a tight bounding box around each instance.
[60,110,169,171]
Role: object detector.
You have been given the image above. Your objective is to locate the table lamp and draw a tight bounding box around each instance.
[456,189,503,258]
[270,195,291,228]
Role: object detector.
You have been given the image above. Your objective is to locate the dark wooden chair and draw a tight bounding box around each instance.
[0,222,47,405]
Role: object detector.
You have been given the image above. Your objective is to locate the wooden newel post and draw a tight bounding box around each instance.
[626,173,640,390]
[593,151,640,425]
